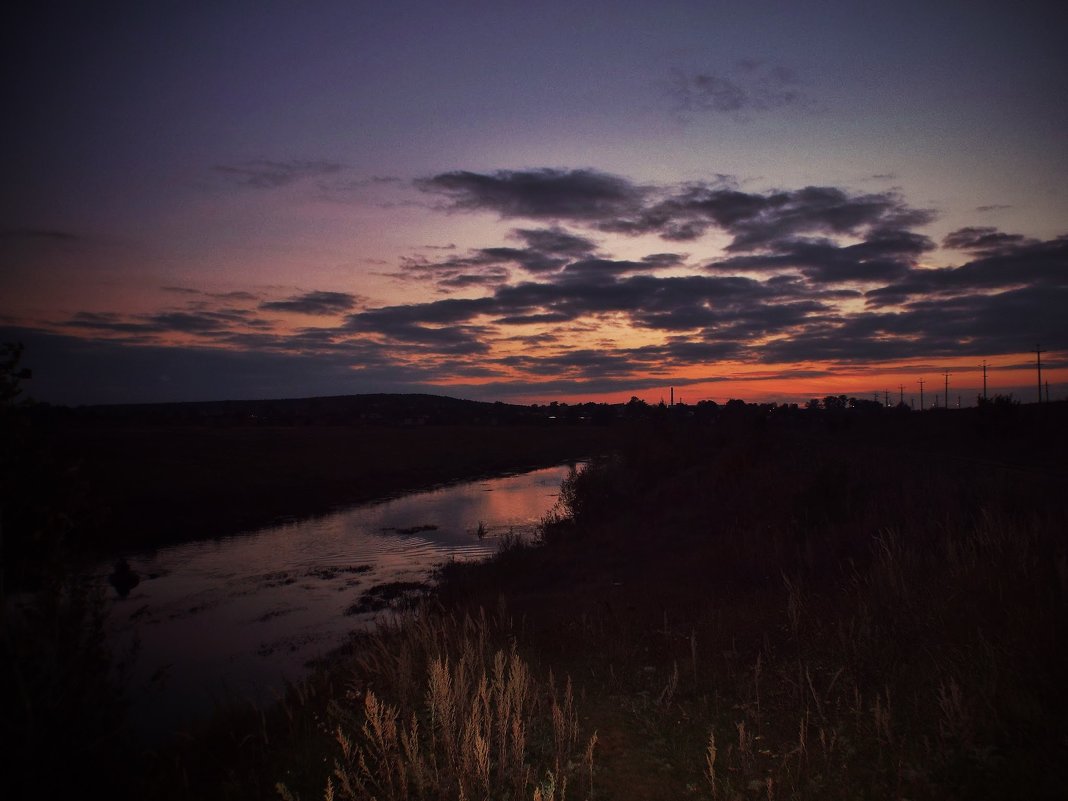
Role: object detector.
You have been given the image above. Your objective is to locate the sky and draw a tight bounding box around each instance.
[2,0,1066,406]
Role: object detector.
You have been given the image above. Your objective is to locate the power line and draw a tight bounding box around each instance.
[1034,345,1045,404]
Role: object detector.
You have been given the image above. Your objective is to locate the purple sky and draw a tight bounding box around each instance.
[3,1,1066,405]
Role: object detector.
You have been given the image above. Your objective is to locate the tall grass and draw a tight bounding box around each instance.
[280,609,596,801]
[438,420,1068,799]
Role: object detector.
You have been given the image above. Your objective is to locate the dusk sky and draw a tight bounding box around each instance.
[3,1,1066,406]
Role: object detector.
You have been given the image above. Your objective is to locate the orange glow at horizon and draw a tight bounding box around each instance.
[435,353,1068,408]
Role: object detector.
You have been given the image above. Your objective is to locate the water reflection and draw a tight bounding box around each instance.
[103,463,575,737]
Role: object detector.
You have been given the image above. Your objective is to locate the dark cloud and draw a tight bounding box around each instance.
[866,233,1068,307]
[764,277,1068,366]
[53,281,284,347]
[942,226,1034,255]
[214,159,346,188]
[642,252,687,268]
[398,247,558,287]
[560,258,675,281]
[710,230,933,283]
[667,61,810,117]
[260,291,359,315]
[416,168,648,221]
[395,226,599,290]
[478,247,565,273]
[61,312,154,337]
[344,224,1066,373]
[624,185,936,249]
[436,269,512,290]
[511,226,598,256]
[346,297,497,329]
[347,270,822,354]
[416,169,934,252]
[660,339,745,363]
[497,348,656,378]
[344,297,496,355]
[12,162,1066,405]
[493,312,573,325]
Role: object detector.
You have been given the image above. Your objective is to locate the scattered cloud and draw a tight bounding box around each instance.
[617,184,936,249]
[260,290,361,315]
[416,169,935,250]
[667,61,812,119]
[709,230,934,283]
[416,168,649,221]
[942,226,1035,255]
[214,159,346,188]
[13,165,1067,404]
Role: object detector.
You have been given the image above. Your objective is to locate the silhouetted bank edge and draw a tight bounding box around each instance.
[33,424,620,558]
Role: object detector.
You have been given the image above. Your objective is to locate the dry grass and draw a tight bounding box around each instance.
[279,609,596,801]
[432,419,1068,799]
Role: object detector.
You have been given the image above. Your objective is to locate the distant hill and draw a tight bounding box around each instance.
[45,393,545,426]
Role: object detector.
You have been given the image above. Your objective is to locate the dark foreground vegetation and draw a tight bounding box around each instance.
[147,404,1065,801]
[3,352,1067,798]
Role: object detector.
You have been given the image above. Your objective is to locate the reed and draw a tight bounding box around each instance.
[281,608,595,801]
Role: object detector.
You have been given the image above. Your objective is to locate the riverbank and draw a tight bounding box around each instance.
[46,421,619,553]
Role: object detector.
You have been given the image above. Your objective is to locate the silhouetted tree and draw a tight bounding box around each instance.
[1,344,135,799]
[823,395,847,411]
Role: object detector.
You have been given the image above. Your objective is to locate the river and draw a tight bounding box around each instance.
[102,462,577,738]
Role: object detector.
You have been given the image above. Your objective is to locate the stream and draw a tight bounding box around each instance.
[101,462,577,737]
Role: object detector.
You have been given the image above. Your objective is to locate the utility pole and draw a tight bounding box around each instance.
[918,378,925,411]
[943,371,951,409]
[899,384,905,406]
[980,360,988,401]
[884,389,890,407]
[1034,345,1045,404]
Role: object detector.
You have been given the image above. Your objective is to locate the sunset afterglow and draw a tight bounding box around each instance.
[3,2,1065,406]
